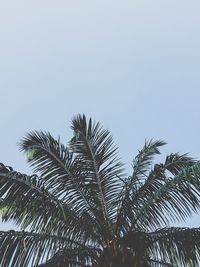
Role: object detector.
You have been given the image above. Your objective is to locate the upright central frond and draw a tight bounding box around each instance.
[70,115,124,238]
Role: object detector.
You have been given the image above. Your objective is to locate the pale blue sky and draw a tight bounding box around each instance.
[1,0,200,231]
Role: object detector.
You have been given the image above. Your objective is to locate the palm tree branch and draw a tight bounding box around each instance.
[19,131,102,231]
[70,115,123,237]
[20,135,95,211]
[133,153,196,206]
[75,127,109,226]
[149,227,200,266]
[131,139,166,184]
[130,162,200,229]
[148,259,178,267]
[0,230,83,267]
[126,154,196,228]
[35,247,99,267]
[0,165,99,241]
[116,140,166,233]
[127,162,200,229]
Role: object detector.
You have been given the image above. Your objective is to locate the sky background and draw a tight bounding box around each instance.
[1,0,200,231]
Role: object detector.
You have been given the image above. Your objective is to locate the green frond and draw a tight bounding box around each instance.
[164,153,196,175]
[148,259,177,266]
[132,139,166,184]
[132,162,200,229]
[149,227,200,266]
[0,230,74,267]
[36,247,99,267]
[19,131,102,235]
[116,152,198,233]
[0,164,100,242]
[70,114,124,236]
[120,228,200,267]
[116,140,166,233]
[19,131,78,196]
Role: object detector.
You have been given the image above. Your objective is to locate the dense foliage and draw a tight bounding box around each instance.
[1,114,200,266]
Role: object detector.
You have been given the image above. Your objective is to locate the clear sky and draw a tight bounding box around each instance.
[1,0,200,231]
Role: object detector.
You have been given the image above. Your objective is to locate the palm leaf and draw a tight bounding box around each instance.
[19,131,102,234]
[149,227,200,266]
[119,227,200,267]
[116,140,166,233]
[131,139,166,184]
[36,247,99,267]
[132,162,200,229]
[0,230,77,267]
[70,114,124,237]
[164,153,196,175]
[0,164,99,242]
[148,259,177,266]
[116,153,197,233]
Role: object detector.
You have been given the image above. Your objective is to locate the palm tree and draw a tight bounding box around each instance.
[1,115,200,267]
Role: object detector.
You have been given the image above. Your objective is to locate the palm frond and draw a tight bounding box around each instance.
[116,153,197,233]
[148,259,177,267]
[164,153,196,175]
[20,131,84,199]
[0,230,76,267]
[116,140,166,233]
[119,227,199,267]
[131,139,166,185]
[133,153,196,204]
[0,164,99,242]
[132,162,200,229]
[70,114,124,237]
[123,153,196,230]
[149,227,200,266]
[19,131,102,234]
[36,247,99,267]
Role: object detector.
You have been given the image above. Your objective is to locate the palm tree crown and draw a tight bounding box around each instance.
[1,114,200,267]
